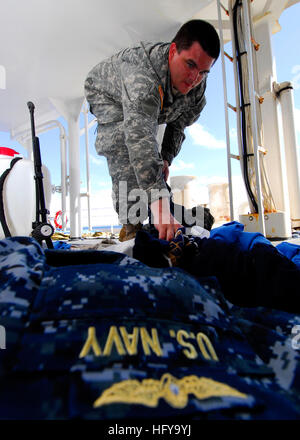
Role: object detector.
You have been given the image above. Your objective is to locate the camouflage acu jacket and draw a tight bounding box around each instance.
[84,41,207,167]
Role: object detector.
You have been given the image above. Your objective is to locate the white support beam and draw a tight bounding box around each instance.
[253,17,290,216]
[242,0,265,236]
[274,82,300,227]
[50,97,84,238]
[68,116,81,237]
[217,0,234,220]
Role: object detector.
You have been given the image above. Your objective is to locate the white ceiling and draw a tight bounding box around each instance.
[0,0,297,135]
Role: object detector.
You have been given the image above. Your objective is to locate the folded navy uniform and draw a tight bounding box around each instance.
[0,235,300,420]
[133,225,300,313]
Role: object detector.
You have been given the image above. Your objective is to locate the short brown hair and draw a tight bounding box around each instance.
[172,19,220,60]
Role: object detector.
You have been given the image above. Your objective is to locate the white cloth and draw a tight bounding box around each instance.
[185,225,210,239]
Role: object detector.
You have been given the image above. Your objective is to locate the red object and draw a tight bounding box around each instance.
[0,147,19,157]
[54,210,63,229]
[54,210,68,230]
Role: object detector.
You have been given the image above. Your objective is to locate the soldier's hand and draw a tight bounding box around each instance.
[150,197,182,241]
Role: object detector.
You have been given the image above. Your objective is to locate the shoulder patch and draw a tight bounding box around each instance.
[158,85,164,111]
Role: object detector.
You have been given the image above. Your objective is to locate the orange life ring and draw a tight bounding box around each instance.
[54,210,67,230]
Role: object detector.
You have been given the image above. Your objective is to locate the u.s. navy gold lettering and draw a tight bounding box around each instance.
[79,325,218,361]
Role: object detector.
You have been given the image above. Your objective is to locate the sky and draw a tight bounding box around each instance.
[0,2,300,228]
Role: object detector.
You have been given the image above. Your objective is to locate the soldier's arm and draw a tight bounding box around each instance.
[162,160,169,181]
[161,83,207,165]
[150,197,182,241]
[161,124,185,166]
[151,160,181,241]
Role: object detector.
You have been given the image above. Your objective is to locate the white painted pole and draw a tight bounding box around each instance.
[68,116,81,238]
[228,1,247,202]
[49,97,84,238]
[60,126,67,231]
[275,82,300,227]
[253,19,290,217]
[217,0,234,221]
[242,0,265,236]
[83,101,92,231]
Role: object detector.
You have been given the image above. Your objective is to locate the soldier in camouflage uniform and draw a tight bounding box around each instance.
[84,20,220,241]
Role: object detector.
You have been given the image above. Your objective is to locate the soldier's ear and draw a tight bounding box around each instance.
[169,42,177,60]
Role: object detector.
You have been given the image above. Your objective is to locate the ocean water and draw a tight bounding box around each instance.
[83,225,122,232]
[61,225,122,233]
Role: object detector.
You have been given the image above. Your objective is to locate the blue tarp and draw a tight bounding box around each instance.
[210,221,300,269]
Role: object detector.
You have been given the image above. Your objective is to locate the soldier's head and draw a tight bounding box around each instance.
[169,20,220,95]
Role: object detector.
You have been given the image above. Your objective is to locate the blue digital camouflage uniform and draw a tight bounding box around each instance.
[0,233,300,420]
[84,42,206,224]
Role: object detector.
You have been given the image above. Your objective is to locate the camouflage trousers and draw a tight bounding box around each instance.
[95,120,150,225]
